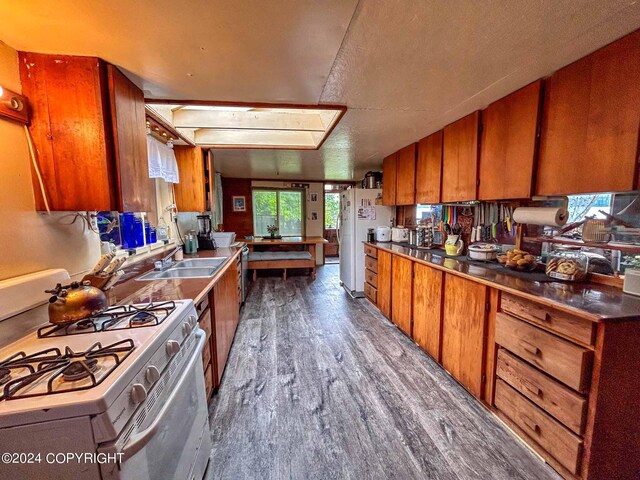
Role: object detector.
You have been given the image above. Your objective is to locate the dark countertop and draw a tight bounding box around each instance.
[366,242,640,322]
[108,247,242,306]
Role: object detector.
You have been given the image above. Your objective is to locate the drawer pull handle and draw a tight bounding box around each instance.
[519,339,541,357]
[521,415,541,435]
[522,380,542,397]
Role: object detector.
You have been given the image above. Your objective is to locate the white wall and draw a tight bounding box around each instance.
[251,181,324,264]
[0,42,101,281]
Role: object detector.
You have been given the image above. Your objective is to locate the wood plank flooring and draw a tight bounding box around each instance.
[206,265,559,480]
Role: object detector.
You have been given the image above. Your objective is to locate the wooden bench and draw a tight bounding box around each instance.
[247,251,316,280]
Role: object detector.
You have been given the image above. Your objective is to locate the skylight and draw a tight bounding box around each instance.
[145,102,346,149]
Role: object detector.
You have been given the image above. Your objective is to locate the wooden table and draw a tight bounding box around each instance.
[245,236,327,257]
[245,236,328,280]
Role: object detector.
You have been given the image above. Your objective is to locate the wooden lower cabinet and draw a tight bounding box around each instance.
[495,379,583,475]
[411,264,443,360]
[211,260,241,386]
[441,274,487,398]
[391,255,413,336]
[376,250,392,319]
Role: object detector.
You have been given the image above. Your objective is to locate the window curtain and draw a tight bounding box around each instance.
[213,173,223,228]
[147,135,179,183]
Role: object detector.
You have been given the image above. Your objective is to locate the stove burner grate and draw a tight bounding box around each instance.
[0,367,11,386]
[1,339,135,401]
[37,301,176,338]
[62,358,99,382]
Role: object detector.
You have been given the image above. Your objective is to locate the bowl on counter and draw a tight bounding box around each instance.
[467,243,500,261]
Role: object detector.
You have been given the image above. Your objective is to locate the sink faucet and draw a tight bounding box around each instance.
[154,246,181,271]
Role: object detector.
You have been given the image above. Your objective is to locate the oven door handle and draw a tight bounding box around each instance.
[120,329,206,461]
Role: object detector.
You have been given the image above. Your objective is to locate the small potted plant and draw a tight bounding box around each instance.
[266,224,281,239]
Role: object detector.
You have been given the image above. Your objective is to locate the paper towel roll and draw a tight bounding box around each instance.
[513,207,568,226]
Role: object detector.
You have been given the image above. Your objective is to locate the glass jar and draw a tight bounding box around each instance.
[546,250,589,282]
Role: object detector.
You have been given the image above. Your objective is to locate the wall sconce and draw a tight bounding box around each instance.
[0,85,30,124]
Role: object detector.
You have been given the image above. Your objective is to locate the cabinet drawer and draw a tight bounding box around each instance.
[496,349,587,434]
[495,313,592,392]
[364,282,377,304]
[365,269,378,288]
[365,255,378,273]
[195,295,210,318]
[495,380,582,474]
[501,293,594,346]
[202,341,211,370]
[364,244,378,259]
[204,364,213,399]
[198,309,212,342]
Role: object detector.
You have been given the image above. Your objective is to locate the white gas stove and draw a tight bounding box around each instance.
[0,298,211,480]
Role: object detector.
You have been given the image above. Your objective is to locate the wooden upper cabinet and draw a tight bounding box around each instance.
[395,143,416,205]
[107,65,155,216]
[382,153,397,206]
[173,147,214,213]
[479,80,542,200]
[18,52,154,213]
[19,53,116,211]
[442,111,481,203]
[391,255,413,336]
[441,273,487,399]
[536,31,640,195]
[416,130,443,204]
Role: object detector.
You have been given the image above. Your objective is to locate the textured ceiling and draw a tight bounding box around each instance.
[2,0,640,180]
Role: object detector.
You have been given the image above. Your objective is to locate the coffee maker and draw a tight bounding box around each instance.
[196,213,217,250]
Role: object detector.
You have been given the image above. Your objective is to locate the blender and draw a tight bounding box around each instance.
[197,213,217,250]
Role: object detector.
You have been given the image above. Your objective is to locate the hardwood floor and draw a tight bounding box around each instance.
[206,265,559,480]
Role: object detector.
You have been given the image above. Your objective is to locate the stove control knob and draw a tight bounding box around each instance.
[188,315,197,328]
[130,384,147,404]
[182,322,193,336]
[145,366,160,384]
[166,340,180,356]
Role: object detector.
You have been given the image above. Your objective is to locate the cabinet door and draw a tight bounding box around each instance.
[395,144,416,205]
[107,65,157,217]
[19,52,115,211]
[441,274,487,398]
[479,80,542,200]
[382,153,397,206]
[416,130,443,204]
[391,255,413,336]
[412,263,443,360]
[173,146,208,212]
[377,250,392,319]
[536,31,640,195]
[212,263,240,386]
[442,111,480,202]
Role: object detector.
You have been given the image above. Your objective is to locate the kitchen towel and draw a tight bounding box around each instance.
[147,135,180,183]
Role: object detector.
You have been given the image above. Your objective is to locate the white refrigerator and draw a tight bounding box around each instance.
[338,188,393,297]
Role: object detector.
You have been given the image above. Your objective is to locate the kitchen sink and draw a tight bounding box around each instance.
[136,257,228,281]
[172,258,226,269]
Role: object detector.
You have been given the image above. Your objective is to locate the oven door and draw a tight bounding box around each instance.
[100,330,210,480]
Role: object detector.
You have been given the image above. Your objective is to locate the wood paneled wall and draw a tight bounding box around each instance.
[221,177,253,236]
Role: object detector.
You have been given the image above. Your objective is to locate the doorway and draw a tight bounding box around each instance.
[323,187,342,264]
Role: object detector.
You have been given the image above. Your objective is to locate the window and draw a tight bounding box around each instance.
[252,189,304,236]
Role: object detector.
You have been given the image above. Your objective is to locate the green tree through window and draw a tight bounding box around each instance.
[325,193,340,229]
[252,189,304,236]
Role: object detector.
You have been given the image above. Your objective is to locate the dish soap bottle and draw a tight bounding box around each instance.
[157,216,168,241]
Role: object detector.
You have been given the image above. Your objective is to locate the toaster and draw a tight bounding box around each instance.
[623,269,640,297]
